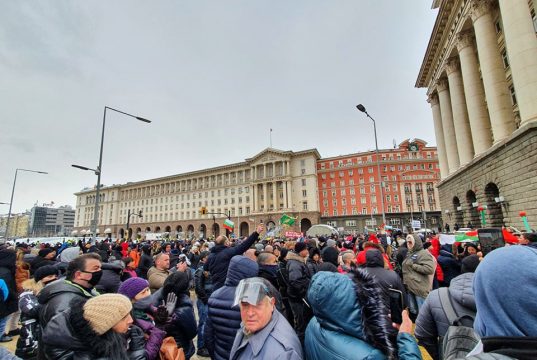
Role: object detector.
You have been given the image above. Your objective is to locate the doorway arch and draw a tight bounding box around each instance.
[240,222,249,237]
[199,224,207,239]
[466,190,480,228]
[300,218,312,233]
[213,223,220,237]
[485,183,504,227]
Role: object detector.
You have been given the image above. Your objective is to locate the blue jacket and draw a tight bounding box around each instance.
[305,271,422,360]
[207,231,259,291]
[205,255,258,360]
[437,245,461,285]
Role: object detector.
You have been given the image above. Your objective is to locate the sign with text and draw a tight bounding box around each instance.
[285,231,303,238]
[412,220,421,229]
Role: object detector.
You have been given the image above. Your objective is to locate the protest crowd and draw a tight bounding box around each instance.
[0,222,536,360]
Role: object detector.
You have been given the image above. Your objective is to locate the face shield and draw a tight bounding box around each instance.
[233,278,271,307]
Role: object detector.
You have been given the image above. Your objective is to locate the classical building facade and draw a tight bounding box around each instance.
[416,0,537,228]
[317,140,442,232]
[74,148,321,239]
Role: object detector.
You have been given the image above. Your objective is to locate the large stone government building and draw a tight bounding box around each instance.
[74,144,442,239]
[416,0,537,229]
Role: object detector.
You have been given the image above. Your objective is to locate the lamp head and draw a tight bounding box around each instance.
[356,104,367,113]
[136,116,151,123]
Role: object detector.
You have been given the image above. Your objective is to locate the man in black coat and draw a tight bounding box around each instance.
[207,223,263,291]
[0,248,17,342]
[362,249,406,307]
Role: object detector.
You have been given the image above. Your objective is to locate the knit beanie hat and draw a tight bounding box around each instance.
[461,254,480,274]
[295,242,308,253]
[162,271,190,298]
[34,265,58,282]
[38,248,54,258]
[83,294,132,335]
[118,277,149,300]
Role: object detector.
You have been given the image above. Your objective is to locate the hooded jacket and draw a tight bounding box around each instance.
[437,244,461,286]
[205,255,258,360]
[0,249,18,318]
[96,262,123,294]
[414,272,476,359]
[207,231,260,291]
[286,251,311,301]
[305,271,421,360]
[402,234,436,298]
[363,249,406,307]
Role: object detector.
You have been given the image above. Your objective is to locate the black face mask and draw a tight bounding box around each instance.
[82,270,103,287]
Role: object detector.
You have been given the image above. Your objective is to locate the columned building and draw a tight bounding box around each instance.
[317,140,442,233]
[73,148,321,239]
[417,0,537,228]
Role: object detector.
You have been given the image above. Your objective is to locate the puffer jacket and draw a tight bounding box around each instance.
[402,235,436,298]
[286,251,311,301]
[305,271,422,360]
[205,255,258,360]
[42,300,146,360]
[165,293,197,360]
[96,262,123,294]
[16,290,41,359]
[138,252,153,279]
[415,272,476,360]
[194,263,213,304]
[437,245,461,286]
[363,249,406,307]
[15,261,30,293]
[0,249,18,318]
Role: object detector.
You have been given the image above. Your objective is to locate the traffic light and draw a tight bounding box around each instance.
[200,207,207,215]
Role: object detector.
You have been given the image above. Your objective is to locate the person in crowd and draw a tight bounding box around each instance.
[415,254,480,360]
[207,224,264,291]
[276,247,294,323]
[518,232,537,248]
[305,270,421,359]
[42,293,146,359]
[96,257,124,294]
[229,277,303,360]
[6,248,30,339]
[162,271,197,360]
[128,244,141,269]
[361,249,406,307]
[459,245,537,359]
[187,245,201,271]
[56,246,82,274]
[194,251,212,357]
[15,265,58,359]
[318,246,339,272]
[402,233,435,318]
[244,248,258,262]
[38,253,102,338]
[137,245,153,279]
[462,243,479,258]
[286,241,313,344]
[264,244,274,254]
[306,247,321,276]
[0,248,18,342]
[118,277,167,360]
[122,256,138,279]
[29,249,56,276]
[257,251,280,290]
[338,251,355,274]
[437,243,461,287]
[205,255,259,360]
[147,253,170,293]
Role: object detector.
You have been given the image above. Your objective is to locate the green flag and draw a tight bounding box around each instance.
[279,214,296,226]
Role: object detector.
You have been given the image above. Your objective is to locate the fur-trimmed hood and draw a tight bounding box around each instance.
[286,251,307,264]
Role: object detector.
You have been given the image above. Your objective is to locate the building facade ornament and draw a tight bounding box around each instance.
[436,78,449,92]
[456,31,475,52]
[427,93,439,105]
[470,0,493,22]
[445,58,461,76]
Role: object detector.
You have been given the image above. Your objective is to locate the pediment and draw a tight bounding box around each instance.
[246,148,292,165]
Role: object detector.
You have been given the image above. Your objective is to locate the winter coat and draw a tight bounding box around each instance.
[147,267,170,293]
[0,249,18,318]
[29,256,55,276]
[15,262,30,293]
[402,235,436,298]
[187,252,201,270]
[415,273,476,360]
[16,290,42,359]
[286,251,311,301]
[165,293,197,360]
[132,317,165,360]
[207,231,260,291]
[229,310,303,360]
[128,249,140,268]
[305,271,422,360]
[95,262,123,294]
[38,279,98,327]
[362,249,406,307]
[42,300,146,360]
[205,255,259,360]
[138,253,153,279]
[194,264,213,304]
[437,245,461,286]
[306,258,320,276]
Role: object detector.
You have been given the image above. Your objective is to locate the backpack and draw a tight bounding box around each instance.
[438,287,480,360]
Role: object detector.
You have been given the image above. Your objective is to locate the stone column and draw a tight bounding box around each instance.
[436,79,461,173]
[499,0,537,125]
[470,1,515,141]
[251,185,256,211]
[263,164,267,179]
[263,183,268,211]
[272,182,278,210]
[446,58,475,165]
[457,31,493,154]
[286,181,292,209]
[284,181,288,209]
[428,94,449,178]
[286,161,291,176]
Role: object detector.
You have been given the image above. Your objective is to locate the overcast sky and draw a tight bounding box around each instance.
[0,1,438,213]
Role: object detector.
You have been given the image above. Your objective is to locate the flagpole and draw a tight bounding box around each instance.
[270,128,272,148]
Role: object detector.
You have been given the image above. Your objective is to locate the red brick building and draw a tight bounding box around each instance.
[317,139,442,232]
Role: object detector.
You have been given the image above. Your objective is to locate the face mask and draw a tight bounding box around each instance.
[83,270,103,286]
[133,294,154,310]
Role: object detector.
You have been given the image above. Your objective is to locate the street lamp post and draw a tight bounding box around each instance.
[126,209,143,240]
[5,168,48,239]
[73,106,151,241]
[356,104,387,226]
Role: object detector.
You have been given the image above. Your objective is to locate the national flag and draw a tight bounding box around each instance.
[223,219,235,231]
[279,214,296,226]
[455,230,479,242]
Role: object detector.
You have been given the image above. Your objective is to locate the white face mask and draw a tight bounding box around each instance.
[397,238,406,247]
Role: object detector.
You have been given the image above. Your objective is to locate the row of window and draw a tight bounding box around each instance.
[319,152,437,169]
